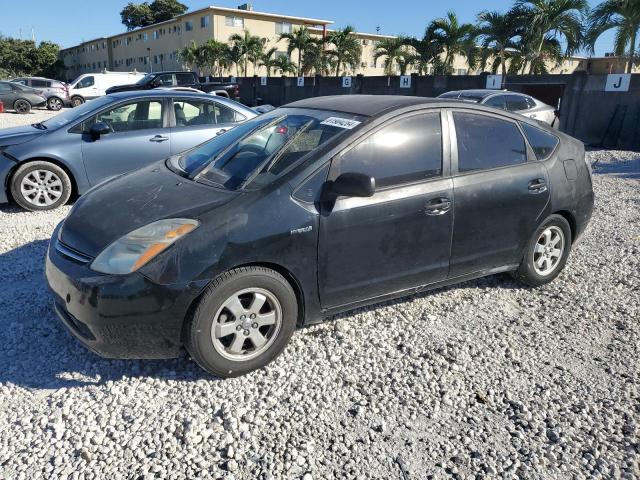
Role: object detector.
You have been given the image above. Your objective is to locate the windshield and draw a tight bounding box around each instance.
[40,96,113,130]
[176,108,365,190]
[136,74,154,85]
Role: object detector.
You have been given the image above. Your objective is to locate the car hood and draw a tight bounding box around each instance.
[0,125,45,147]
[60,161,240,257]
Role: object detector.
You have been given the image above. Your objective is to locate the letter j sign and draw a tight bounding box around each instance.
[605,74,631,92]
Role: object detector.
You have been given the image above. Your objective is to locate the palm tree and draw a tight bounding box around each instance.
[229,30,266,76]
[513,0,588,73]
[325,26,363,76]
[279,26,321,76]
[586,0,640,73]
[406,33,445,75]
[224,44,244,77]
[427,11,478,73]
[476,10,522,75]
[373,37,409,75]
[178,41,199,71]
[260,47,280,77]
[273,55,297,76]
[200,40,228,77]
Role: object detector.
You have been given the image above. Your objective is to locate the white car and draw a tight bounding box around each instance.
[68,71,146,107]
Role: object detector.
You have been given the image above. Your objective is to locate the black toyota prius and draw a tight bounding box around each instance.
[46,95,594,377]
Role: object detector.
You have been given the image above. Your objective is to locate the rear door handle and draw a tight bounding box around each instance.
[528,178,547,193]
[425,197,451,216]
[150,135,169,143]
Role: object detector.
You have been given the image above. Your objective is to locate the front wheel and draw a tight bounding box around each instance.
[185,266,298,377]
[70,96,84,107]
[13,99,31,114]
[511,214,572,287]
[10,161,73,211]
[47,97,64,111]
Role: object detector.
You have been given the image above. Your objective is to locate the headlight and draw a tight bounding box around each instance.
[90,219,199,275]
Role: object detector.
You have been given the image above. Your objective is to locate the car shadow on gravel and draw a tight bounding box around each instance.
[591,153,640,180]
[0,240,213,391]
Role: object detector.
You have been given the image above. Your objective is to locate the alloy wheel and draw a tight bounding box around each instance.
[533,226,565,276]
[48,98,63,110]
[210,288,282,361]
[19,170,64,207]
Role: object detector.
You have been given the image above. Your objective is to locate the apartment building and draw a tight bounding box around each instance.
[61,4,394,79]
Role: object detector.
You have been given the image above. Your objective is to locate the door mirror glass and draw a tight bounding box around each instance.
[90,122,111,139]
[326,172,375,198]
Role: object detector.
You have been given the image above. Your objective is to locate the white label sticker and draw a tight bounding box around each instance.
[321,117,362,129]
[605,74,631,92]
[297,76,305,87]
[342,76,352,88]
[260,76,267,86]
[400,75,411,88]
[486,74,503,89]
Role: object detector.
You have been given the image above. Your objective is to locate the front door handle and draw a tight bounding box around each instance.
[528,178,547,193]
[150,135,169,143]
[215,129,228,136]
[425,197,451,216]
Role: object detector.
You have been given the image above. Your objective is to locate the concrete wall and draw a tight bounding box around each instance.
[236,72,640,150]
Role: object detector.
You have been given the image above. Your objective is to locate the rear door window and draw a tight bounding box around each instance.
[338,112,442,188]
[156,74,174,86]
[31,79,49,88]
[0,83,12,93]
[453,112,527,173]
[176,73,194,86]
[505,95,530,112]
[520,123,559,159]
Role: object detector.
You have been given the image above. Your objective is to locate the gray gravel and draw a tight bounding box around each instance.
[0,108,60,129]
[0,139,638,477]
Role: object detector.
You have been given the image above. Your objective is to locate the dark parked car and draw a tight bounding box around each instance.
[0,81,47,114]
[10,77,70,110]
[0,90,256,210]
[46,95,594,377]
[105,71,240,100]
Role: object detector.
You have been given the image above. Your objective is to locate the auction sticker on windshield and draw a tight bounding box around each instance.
[320,117,362,129]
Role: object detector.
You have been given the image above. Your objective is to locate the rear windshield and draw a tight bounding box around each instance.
[175,108,365,190]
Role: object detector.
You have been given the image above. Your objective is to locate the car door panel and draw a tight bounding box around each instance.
[319,178,454,307]
[81,98,170,185]
[318,110,453,308]
[448,109,550,277]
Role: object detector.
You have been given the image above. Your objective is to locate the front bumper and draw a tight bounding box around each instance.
[45,232,204,359]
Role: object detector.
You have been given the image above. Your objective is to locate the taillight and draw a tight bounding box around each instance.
[275,126,288,135]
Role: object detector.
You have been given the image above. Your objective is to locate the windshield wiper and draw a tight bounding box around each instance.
[31,123,47,130]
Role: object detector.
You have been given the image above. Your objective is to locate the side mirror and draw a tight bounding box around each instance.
[325,172,376,199]
[89,122,111,140]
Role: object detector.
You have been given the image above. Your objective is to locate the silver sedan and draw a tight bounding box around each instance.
[438,89,558,128]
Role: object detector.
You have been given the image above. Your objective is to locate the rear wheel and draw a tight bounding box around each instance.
[70,96,84,107]
[511,215,572,287]
[10,161,72,211]
[13,99,31,114]
[47,97,63,111]
[185,266,298,377]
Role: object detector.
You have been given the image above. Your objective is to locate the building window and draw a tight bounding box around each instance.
[185,20,193,31]
[225,16,244,28]
[143,32,148,41]
[201,15,210,28]
[455,68,468,75]
[275,22,292,34]
[275,51,289,60]
[153,31,159,40]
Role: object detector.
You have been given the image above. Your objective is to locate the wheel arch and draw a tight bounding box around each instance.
[181,261,307,345]
[6,157,79,201]
[553,210,577,244]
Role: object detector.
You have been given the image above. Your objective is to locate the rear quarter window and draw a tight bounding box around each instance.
[520,122,559,160]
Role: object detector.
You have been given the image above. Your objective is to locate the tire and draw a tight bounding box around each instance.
[185,266,298,378]
[70,96,84,107]
[47,97,63,111]
[511,214,572,287]
[10,161,73,211]
[13,99,31,114]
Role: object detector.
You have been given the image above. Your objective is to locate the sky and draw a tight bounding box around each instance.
[0,0,616,56]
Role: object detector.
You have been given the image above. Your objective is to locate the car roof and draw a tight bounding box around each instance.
[107,89,256,113]
[284,95,442,117]
[445,89,530,97]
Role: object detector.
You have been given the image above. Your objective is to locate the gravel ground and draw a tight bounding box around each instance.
[0,108,60,129]
[0,109,638,479]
